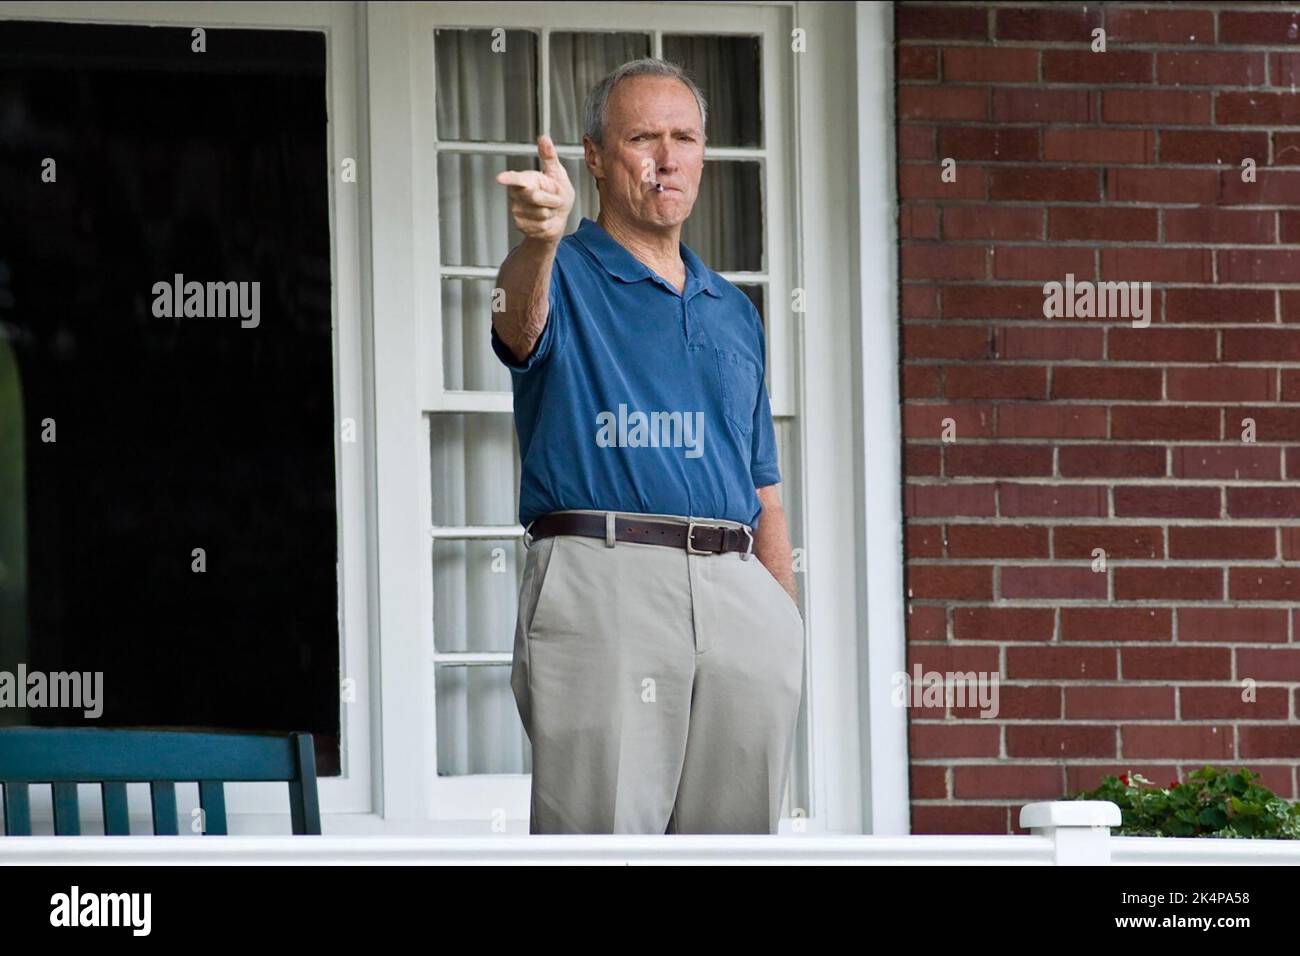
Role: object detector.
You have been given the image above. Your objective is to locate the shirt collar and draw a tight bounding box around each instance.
[573,217,721,299]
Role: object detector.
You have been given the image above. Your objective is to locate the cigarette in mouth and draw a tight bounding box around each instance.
[652,182,664,192]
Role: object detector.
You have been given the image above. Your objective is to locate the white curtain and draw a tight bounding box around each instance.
[550,33,651,145]
[434,29,535,776]
[665,34,764,272]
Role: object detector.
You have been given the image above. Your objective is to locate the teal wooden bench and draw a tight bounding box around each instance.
[0,728,320,835]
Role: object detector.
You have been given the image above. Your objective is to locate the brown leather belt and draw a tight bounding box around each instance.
[526,512,754,556]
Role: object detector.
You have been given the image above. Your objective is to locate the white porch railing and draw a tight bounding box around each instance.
[2,802,1299,864]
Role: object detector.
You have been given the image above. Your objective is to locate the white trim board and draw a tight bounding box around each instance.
[852,0,908,835]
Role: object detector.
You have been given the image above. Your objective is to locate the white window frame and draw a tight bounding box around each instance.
[409,0,802,824]
[852,0,909,835]
[0,0,377,830]
[0,0,905,838]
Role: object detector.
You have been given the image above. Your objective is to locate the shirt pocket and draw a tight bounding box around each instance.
[715,347,761,438]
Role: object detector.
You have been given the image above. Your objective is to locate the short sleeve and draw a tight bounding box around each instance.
[748,305,782,487]
[490,261,566,373]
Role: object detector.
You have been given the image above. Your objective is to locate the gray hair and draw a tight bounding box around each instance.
[582,57,708,147]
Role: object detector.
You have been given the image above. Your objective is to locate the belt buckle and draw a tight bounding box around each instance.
[686,520,712,555]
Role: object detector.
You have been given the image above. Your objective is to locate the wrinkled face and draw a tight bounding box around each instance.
[584,74,705,229]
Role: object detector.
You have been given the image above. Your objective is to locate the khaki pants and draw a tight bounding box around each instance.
[510,509,805,834]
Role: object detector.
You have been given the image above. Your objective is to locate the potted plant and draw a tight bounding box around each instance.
[1070,766,1300,839]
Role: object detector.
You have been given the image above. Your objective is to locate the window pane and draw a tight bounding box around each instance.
[734,284,768,379]
[0,21,339,774]
[435,29,537,143]
[681,161,764,272]
[662,34,762,148]
[734,284,766,327]
[435,663,527,775]
[429,413,519,528]
[429,413,520,660]
[442,279,512,391]
[549,32,651,145]
[434,537,523,654]
[438,153,533,267]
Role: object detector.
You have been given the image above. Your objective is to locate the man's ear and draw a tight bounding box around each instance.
[582,135,603,183]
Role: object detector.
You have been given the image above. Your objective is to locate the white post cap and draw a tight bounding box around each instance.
[1020,800,1122,831]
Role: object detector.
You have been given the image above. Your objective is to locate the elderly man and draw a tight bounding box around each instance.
[492,58,803,835]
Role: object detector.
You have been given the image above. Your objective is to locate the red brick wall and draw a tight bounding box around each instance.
[895,2,1300,834]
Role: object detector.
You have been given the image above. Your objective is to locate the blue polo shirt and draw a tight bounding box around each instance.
[491,216,781,528]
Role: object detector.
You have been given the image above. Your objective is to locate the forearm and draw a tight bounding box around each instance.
[754,484,798,605]
[492,235,561,363]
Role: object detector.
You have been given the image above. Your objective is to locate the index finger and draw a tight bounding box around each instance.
[537,134,563,175]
